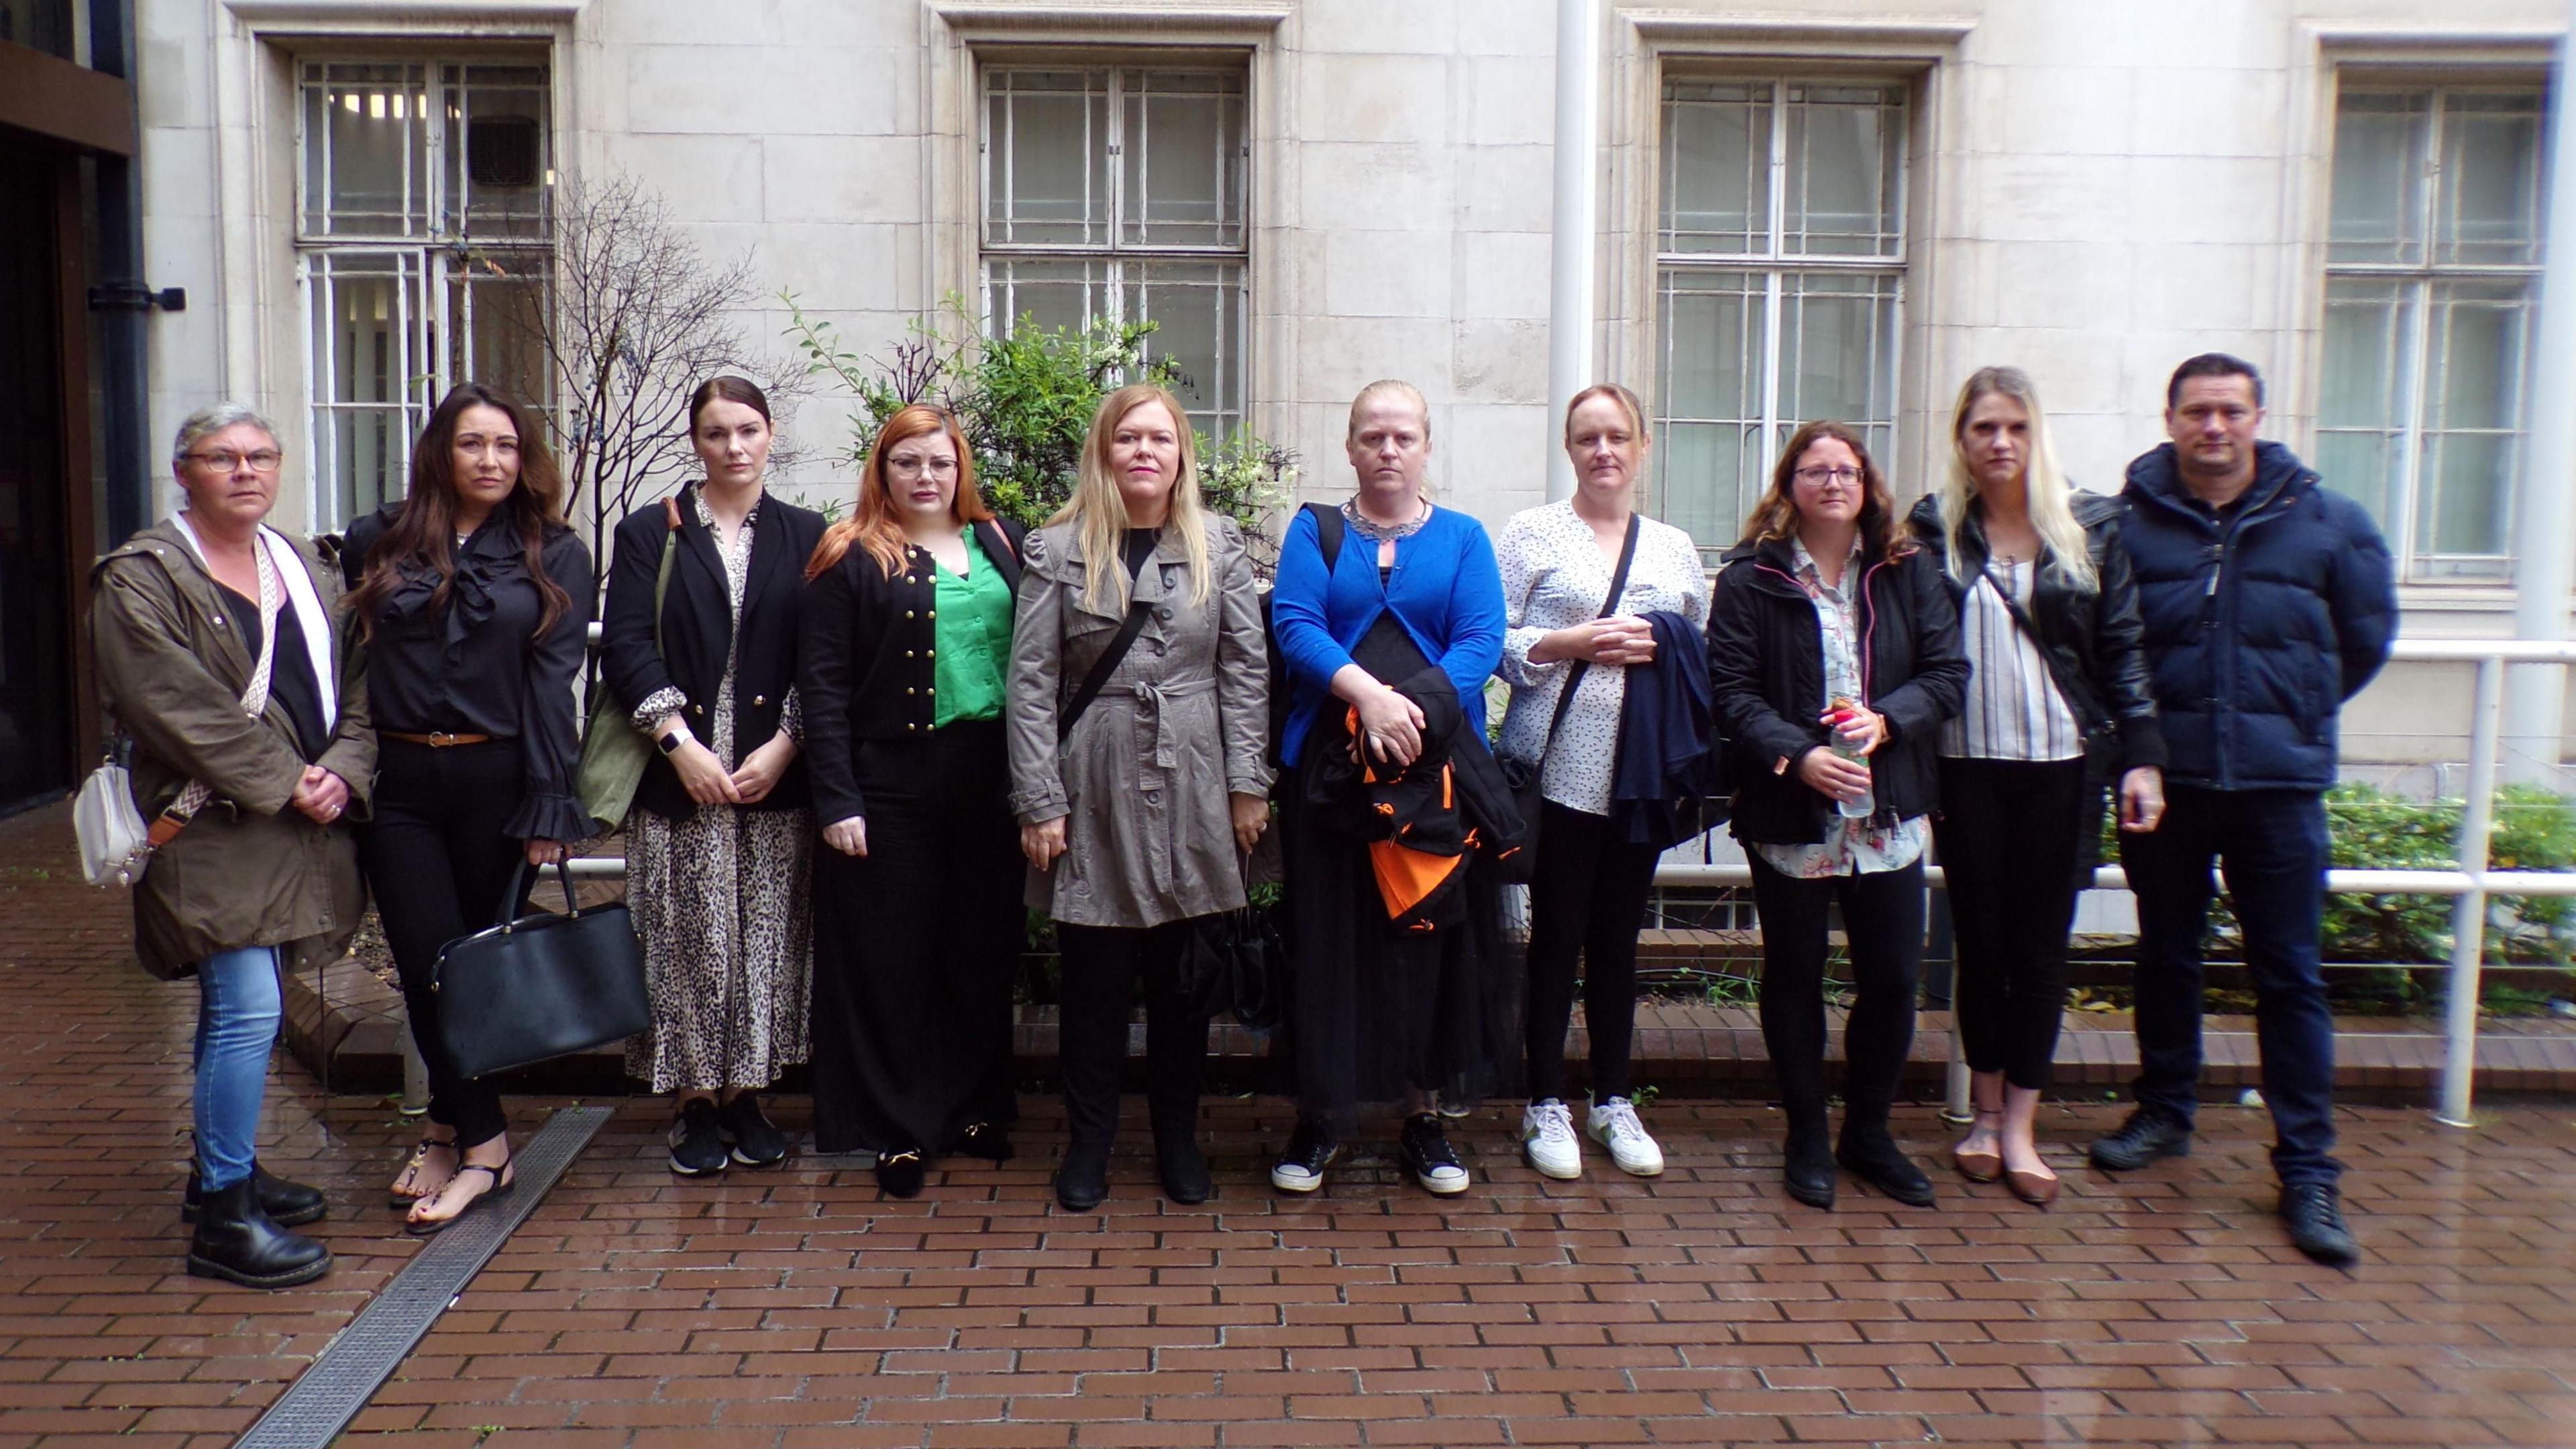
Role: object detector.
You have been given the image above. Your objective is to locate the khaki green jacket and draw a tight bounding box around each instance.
[90,520,374,979]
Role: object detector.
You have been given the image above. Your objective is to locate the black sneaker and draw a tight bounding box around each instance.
[719,1094,788,1168]
[2279,1182,2361,1267]
[1269,1118,1339,1193]
[2088,1107,2194,1172]
[1398,1113,1470,1195]
[668,1098,730,1176]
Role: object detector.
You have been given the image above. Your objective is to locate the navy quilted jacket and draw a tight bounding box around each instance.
[2119,441,2397,792]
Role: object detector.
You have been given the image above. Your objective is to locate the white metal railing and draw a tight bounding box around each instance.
[568,639,2576,1123]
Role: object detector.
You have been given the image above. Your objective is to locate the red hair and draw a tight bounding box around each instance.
[805,405,993,580]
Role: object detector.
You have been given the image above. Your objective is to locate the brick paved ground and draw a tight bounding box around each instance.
[7,804,2576,1448]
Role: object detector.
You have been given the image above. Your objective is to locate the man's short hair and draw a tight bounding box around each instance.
[2165,354,2264,410]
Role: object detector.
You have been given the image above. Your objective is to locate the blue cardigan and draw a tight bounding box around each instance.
[1271,503,1506,767]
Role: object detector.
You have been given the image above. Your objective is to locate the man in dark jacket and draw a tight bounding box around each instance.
[2093,354,2396,1267]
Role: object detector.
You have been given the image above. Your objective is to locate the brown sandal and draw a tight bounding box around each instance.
[388,1138,458,1206]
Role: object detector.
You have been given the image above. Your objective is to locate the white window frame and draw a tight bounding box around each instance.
[2320,82,2547,584]
[976,60,1251,440]
[293,58,553,531]
[1650,76,1910,558]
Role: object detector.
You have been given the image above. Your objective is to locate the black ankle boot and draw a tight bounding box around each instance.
[1155,1134,1212,1205]
[1837,1123,1935,1208]
[183,1161,325,1228]
[1055,1142,1111,1212]
[185,1176,331,1289]
[1782,1126,1837,1210]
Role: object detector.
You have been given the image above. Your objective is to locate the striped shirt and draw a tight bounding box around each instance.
[1939,556,2084,762]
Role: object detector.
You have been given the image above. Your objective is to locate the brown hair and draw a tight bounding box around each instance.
[1738,419,1911,559]
[1562,382,1649,444]
[688,374,773,431]
[347,382,572,641]
[804,404,992,581]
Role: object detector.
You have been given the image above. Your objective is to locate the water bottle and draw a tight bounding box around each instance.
[1827,695,1874,820]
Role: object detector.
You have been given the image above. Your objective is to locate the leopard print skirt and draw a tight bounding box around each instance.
[624,801,814,1093]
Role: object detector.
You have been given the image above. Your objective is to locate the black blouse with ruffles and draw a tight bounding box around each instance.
[341,504,596,842]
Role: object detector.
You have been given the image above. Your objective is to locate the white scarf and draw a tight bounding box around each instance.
[170,513,339,731]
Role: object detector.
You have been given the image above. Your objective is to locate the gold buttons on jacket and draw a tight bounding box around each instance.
[752,694,766,707]
[925,649,935,658]
[905,649,915,658]
[906,687,916,696]
[905,610,916,619]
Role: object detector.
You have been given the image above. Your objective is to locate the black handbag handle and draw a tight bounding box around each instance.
[492,857,584,930]
[1536,511,1642,760]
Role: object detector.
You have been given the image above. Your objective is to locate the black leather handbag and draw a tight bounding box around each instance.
[432,859,650,1080]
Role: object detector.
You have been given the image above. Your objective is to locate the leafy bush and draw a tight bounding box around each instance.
[784,292,1293,559]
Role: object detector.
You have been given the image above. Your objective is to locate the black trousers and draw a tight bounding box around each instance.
[1523,800,1662,1104]
[1057,918,1211,1149]
[362,738,524,1150]
[809,720,1022,1156]
[1747,852,1925,1140]
[1931,757,2088,1090]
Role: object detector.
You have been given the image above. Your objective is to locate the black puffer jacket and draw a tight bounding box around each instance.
[1706,535,1968,846]
[1906,490,2166,778]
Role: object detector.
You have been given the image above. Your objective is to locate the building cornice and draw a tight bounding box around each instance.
[220,0,584,32]
[932,1,1288,36]
[1620,10,1974,57]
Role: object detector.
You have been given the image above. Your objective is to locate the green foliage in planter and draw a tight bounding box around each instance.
[784,292,1293,560]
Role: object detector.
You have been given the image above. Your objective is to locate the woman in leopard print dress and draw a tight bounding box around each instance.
[600,376,826,1174]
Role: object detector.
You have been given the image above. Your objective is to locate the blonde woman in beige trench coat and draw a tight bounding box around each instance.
[1006,383,1271,1213]
[90,402,374,1290]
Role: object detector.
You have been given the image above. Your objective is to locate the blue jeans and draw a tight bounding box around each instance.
[2119,786,2341,1187]
[194,945,284,1191]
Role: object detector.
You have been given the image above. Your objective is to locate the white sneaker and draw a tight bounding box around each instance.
[1586,1097,1665,1177]
[1520,1099,1583,1180]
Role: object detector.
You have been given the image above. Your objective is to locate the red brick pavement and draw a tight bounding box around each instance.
[7,804,2576,1448]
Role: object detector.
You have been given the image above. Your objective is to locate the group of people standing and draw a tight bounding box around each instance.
[97,349,2393,1292]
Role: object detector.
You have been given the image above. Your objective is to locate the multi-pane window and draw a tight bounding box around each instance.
[297,61,551,529]
[2320,87,2546,582]
[981,65,1249,439]
[1654,80,1906,558]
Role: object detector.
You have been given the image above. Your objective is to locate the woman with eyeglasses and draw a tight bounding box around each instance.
[1707,421,1966,1212]
[1909,368,2164,1205]
[343,382,594,1234]
[800,404,1028,1199]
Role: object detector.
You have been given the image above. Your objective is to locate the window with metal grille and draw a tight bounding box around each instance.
[1652,79,1907,561]
[2320,86,2546,583]
[297,61,551,529]
[980,64,1249,439]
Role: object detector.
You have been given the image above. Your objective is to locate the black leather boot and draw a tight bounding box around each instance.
[1151,1095,1211,1204]
[185,1176,331,1289]
[1055,1142,1111,1212]
[182,1161,325,1228]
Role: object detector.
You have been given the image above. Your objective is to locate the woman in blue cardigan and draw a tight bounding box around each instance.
[1268,379,1511,1197]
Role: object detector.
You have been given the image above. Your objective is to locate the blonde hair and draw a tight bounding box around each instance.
[1562,382,1648,445]
[1055,384,1212,613]
[1939,367,2095,592]
[1346,379,1431,444]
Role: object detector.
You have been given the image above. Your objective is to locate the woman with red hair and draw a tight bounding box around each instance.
[800,404,1028,1198]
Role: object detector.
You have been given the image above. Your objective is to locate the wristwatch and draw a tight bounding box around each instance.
[657,729,686,755]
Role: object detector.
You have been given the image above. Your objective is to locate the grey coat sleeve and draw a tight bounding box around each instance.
[1006,533,1073,826]
[1212,523,1275,800]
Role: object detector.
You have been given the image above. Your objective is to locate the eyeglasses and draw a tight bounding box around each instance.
[186,449,284,474]
[1793,466,1863,486]
[886,457,959,478]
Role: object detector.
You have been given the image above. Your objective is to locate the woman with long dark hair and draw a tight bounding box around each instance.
[601,376,825,1175]
[1006,383,1271,1212]
[343,382,593,1233]
[1707,421,1966,1212]
[800,404,1028,1199]
[1909,368,2164,1205]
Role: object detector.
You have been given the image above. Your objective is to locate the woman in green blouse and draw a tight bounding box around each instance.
[799,404,1028,1199]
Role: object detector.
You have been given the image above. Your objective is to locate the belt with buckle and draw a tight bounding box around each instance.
[385,731,495,747]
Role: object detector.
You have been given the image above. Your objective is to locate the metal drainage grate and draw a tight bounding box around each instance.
[235,1104,614,1449]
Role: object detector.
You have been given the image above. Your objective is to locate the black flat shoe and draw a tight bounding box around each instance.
[952,1121,1015,1163]
[1055,1142,1110,1212]
[2280,1182,2360,1267]
[1837,1134,1935,1208]
[874,1146,926,1199]
[184,1161,325,1228]
[1782,1134,1837,1210]
[1157,1138,1212,1205]
[405,1162,515,1236]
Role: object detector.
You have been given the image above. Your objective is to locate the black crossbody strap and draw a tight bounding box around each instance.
[1539,511,1642,753]
[1059,599,1153,741]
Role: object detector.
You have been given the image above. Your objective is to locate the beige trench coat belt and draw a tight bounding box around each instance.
[1112,672,1216,776]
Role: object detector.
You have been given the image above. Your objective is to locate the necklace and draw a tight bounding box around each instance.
[1342,495,1430,543]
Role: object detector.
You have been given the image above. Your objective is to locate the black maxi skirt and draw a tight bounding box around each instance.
[809,718,1024,1155]
[1283,617,1517,1133]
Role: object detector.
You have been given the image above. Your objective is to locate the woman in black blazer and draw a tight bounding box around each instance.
[600,376,826,1175]
[798,403,1028,1198]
